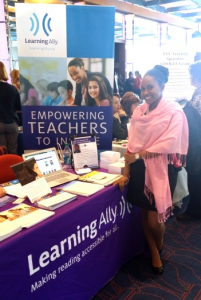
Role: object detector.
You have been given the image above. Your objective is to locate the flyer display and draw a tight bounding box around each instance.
[71,135,99,170]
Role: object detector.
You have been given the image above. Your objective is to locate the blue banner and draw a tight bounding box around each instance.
[22,106,113,150]
[16,4,115,151]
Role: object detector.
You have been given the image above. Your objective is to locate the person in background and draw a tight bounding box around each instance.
[133,71,142,97]
[124,71,136,94]
[177,61,201,220]
[68,58,113,106]
[0,61,21,154]
[42,82,62,106]
[114,65,188,274]
[121,92,140,118]
[86,75,112,106]
[113,93,128,140]
[10,69,20,92]
[57,80,74,106]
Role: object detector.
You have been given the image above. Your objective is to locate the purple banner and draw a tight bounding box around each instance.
[0,186,145,300]
[22,106,113,150]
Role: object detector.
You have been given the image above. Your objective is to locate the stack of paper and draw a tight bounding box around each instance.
[36,191,77,210]
[108,162,125,175]
[60,181,104,197]
[100,151,120,170]
[79,171,121,186]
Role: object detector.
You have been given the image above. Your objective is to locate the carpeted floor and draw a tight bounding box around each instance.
[93,197,201,300]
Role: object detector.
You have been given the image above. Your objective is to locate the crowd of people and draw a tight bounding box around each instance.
[1,58,201,275]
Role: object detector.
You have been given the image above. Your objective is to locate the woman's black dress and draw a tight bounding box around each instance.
[127,159,178,211]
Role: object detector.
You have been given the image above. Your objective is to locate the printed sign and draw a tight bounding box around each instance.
[16,4,115,150]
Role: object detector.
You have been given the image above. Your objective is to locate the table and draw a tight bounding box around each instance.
[0,185,145,300]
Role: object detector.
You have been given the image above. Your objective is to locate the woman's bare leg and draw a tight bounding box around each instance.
[141,209,163,268]
[147,211,165,252]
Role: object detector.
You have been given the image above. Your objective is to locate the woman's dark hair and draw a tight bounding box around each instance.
[25,159,38,178]
[145,65,169,85]
[68,58,84,68]
[121,92,140,118]
[58,80,73,92]
[113,93,120,99]
[86,75,112,106]
[189,61,201,83]
[20,74,34,100]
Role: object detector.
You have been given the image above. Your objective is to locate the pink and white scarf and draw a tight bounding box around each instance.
[128,98,188,222]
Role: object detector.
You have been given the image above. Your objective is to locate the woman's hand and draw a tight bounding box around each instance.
[125,153,137,167]
[113,176,129,191]
[0,187,6,198]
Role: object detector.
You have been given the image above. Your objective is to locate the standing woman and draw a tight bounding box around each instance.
[114,65,188,274]
[68,58,113,106]
[0,62,21,154]
[86,75,112,106]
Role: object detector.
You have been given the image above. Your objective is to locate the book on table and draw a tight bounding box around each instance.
[0,203,54,241]
[59,181,104,197]
[36,191,77,210]
[78,171,121,186]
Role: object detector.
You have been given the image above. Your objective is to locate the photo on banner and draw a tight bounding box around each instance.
[67,57,114,107]
[18,57,67,106]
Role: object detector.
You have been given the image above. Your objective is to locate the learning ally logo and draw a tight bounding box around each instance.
[30,13,52,36]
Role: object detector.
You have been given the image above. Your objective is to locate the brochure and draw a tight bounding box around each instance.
[71,135,99,171]
[36,191,77,210]
[79,171,121,186]
[11,158,51,203]
[59,181,104,197]
[0,203,54,241]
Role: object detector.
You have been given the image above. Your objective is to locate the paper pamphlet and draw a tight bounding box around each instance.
[79,171,121,186]
[4,183,26,199]
[71,136,99,170]
[0,203,54,241]
[11,158,51,203]
[59,181,104,197]
[36,191,77,210]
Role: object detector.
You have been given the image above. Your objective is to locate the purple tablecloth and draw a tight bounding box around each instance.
[0,184,145,300]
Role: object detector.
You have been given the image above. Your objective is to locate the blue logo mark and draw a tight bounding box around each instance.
[42,13,52,36]
[30,13,39,36]
[30,13,52,36]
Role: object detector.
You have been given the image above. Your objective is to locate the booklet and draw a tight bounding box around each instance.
[58,181,104,197]
[10,158,52,203]
[79,171,121,186]
[36,191,77,210]
[0,203,54,241]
